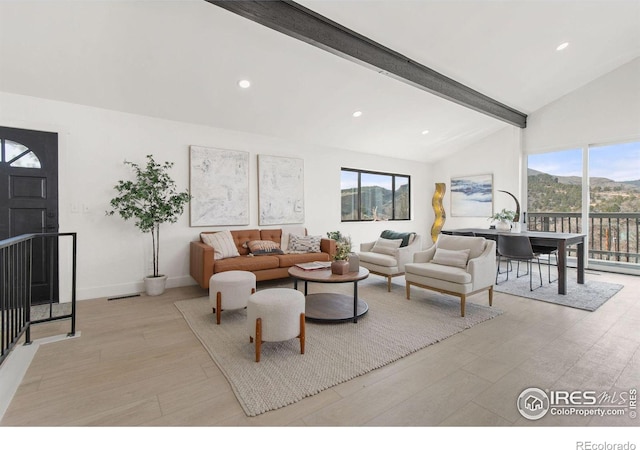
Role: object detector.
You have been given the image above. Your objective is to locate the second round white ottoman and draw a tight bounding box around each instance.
[247,288,305,362]
[209,270,256,325]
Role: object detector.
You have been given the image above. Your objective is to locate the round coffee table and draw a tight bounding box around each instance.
[287,266,369,323]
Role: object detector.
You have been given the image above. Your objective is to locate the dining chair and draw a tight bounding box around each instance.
[496,234,543,291]
[531,244,558,283]
[452,231,476,236]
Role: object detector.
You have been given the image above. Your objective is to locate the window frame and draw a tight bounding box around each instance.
[340,167,411,222]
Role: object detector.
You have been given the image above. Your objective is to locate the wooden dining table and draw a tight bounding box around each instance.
[443,228,586,295]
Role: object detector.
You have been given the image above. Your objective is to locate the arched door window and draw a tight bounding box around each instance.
[1,139,42,168]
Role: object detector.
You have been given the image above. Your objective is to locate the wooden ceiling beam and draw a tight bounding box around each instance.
[205,0,527,128]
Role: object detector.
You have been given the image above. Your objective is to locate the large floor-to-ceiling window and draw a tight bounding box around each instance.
[527,141,640,273]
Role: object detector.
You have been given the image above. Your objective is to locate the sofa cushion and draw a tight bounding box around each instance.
[371,237,403,255]
[230,229,261,255]
[245,240,284,255]
[405,262,472,284]
[436,234,486,260]
[276,252,330,268]
[380,230,416,247]
[358,251,398,268]
[260,229,282,245]
[288,234,321,253]
[431,248,470,269]
[201,230,240,260]
[214,255,280,272]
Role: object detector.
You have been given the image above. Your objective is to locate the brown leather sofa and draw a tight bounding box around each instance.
[190,228,336,289]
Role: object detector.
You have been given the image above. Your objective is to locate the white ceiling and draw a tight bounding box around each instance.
[1,0,639,162]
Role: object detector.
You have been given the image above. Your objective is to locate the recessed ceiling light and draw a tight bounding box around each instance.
[556,42,569,51]
[421,130,430,135]
[352,111,362,118]
[238,79,251,88]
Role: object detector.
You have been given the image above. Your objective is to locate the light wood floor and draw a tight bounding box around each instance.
[1,270,639,432]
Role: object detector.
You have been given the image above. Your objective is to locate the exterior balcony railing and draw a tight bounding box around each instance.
[527,212,640,264]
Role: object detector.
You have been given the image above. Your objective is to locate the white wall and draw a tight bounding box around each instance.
[431,126,523,231]
[433,57,640,232]
[0,92,431,300]
[525,57,640,154]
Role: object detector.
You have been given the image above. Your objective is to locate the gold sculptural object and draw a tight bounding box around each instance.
[431,183,446,242]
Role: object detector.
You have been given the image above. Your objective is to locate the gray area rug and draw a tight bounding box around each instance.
[175,278,501,416]
[30,303,72,321]
[494,266,623,311]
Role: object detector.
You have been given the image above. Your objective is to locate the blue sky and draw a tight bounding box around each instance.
[528,141,640,181]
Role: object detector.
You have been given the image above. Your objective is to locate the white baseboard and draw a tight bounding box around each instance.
[76,275,199,301]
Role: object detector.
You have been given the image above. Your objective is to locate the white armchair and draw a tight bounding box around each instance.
[404,234,496,317]
[358,232,423,291]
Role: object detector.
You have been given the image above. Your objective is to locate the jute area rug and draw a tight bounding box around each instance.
[175,278,501,417]
[494,266,623,312]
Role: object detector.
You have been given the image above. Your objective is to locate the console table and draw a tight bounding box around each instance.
[444,229,586,295]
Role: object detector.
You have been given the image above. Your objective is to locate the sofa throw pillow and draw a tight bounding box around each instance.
[245,240,283,255]
[371,237,403,256]
[201,230,240,260]
[431,247,470,269]
[380,230,416,247]
[288,234,321,253]
[281,226,306,253]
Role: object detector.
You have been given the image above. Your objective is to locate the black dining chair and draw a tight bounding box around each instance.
[531,244,558,283]
[496,234,543,291]
[452,231,476,236]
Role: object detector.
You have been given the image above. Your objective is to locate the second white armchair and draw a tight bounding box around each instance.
[404,234,496,317]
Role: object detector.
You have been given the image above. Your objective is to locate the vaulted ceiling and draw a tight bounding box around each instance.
[1,1,639,162]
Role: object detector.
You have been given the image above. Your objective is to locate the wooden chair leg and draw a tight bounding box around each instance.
[489,286,493,307]
[406,282,411,300]
[299,313,305,354]
[387,276,392,292]
[460,294,466,317]
[216,292,222,325]
[255,318,262,362]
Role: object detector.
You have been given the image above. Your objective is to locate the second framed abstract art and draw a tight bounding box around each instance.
[258,154,304,225]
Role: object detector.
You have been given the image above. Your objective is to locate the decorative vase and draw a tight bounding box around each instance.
[347,253,360,272]
[495,220,511,232]
[331,260,349,275]
[144,275,167,296]
[512,222,522,233]
[431,183,446,243]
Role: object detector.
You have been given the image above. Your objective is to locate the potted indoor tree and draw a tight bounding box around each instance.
[107,155,191,296]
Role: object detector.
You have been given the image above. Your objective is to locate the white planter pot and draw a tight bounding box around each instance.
[495,220,511,232]
[144,275,167,296]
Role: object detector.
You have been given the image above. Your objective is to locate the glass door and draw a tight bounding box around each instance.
[588,141,640,268]
[527,148,583,234]
[527,141,640,273]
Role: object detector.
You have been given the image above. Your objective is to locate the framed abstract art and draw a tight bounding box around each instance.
[450,174,493,217]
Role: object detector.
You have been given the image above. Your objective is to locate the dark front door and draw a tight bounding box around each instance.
[0,126,59,305]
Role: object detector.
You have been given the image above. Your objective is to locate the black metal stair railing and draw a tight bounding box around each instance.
[0,232,77,367]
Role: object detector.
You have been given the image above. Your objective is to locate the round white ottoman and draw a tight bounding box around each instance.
[247,288,306,362]
[209,271,256,324]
